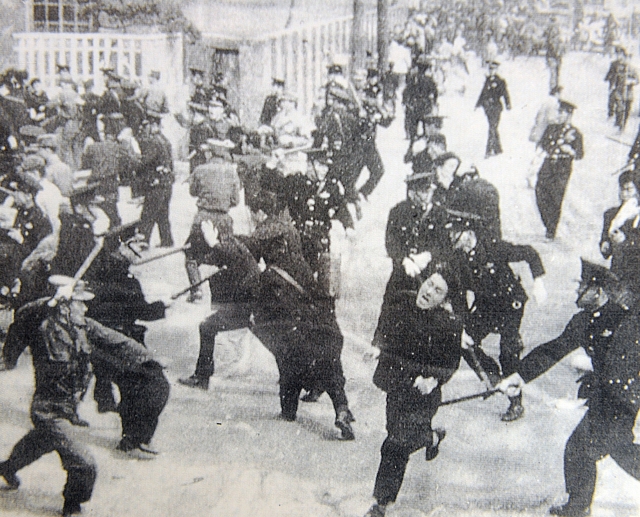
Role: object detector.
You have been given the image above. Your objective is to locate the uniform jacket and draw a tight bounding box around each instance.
[85,245,166,336]
[455,240,545,329]
[81,139,136,195]
[137,130,174,191]
[189,157,240,213]
[518,302,633,410]
[200,234,261,304]
[475,74,511,112]
[538,122,584,161]
[402,70,438,114]
[284,173,342,243]
[373,293,463,393]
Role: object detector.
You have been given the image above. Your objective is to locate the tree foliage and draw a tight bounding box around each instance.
[79,0,200,41]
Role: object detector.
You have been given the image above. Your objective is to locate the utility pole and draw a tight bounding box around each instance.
[351,0,366,75]
[377,0,389,73]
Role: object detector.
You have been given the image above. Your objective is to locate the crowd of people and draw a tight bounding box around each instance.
[0,17,638,517]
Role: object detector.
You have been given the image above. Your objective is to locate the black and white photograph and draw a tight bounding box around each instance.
[0,0,640,516]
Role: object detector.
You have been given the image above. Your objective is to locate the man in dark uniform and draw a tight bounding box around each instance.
[245,193,355,440]
[354,68,388,201]
[372,154,461,349]
[98,69,123,117]
[136,111,174,248]
[0,278,98,516]
[610,49,638,131]
[80,79,101,144]
[178,218,261,390]
[475,60,511,158]
[402,58,438,148]
[498,260,640,516]
[313,85,361,228]
[535,100,583,240]
[120,80,146,138]
[83,231,169,454]
[446,197,546,421]
[606,46,628,119]
[283,162,344,297]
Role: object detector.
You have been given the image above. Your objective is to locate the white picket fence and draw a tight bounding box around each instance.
[12,31,184,100]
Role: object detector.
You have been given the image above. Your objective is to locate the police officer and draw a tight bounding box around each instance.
[136,111,175,248]
[535,100,583,240]
[354,68,388,201]
[372,155,460,349]
[446,195,546,421]
[313,84,360,228]
[498,260,640,516]
[475,60,511,158]
[402,57,438,147]
[178,218,261,391]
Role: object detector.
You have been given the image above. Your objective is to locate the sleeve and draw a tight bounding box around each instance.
[85,317,153,370]
[605,62,615,83]
[384,205,407,262]
[502,80,511,110]
[229,166,240,208]
[518,312,586,382]
[573,130,584,161]
[2,299,50,368]
[189,168,201,198]
[600,209,615,259]
[538,125,554,152]
[628,126,640,162]
[501,242,545,278]
[475,82,485,109]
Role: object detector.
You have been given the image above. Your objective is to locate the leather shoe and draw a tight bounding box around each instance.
[0,461,20,490]
[549,503,590,516]
[335,410,355,440]
[178,375,209,390]
[425,428,446,461]
[62,500,82,516]
[364,503,386,517]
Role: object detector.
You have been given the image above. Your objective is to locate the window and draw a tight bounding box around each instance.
[32,0,91,33]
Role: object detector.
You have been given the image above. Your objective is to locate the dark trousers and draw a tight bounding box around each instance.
[93,324,147,411]
[194,303,253,378]
[535,158,572,238]
[138,186,174,247]
[465,309,525,379]
[4,399,97,504]
[563,400,640,509]
[373,388,440,505]
[279,377,349,420]
[484,107,503,156]
[116,363,170,448]
[615,98,633,130]
[356,140,385,199]
[101,191,121,228]
[608,90,616,118]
